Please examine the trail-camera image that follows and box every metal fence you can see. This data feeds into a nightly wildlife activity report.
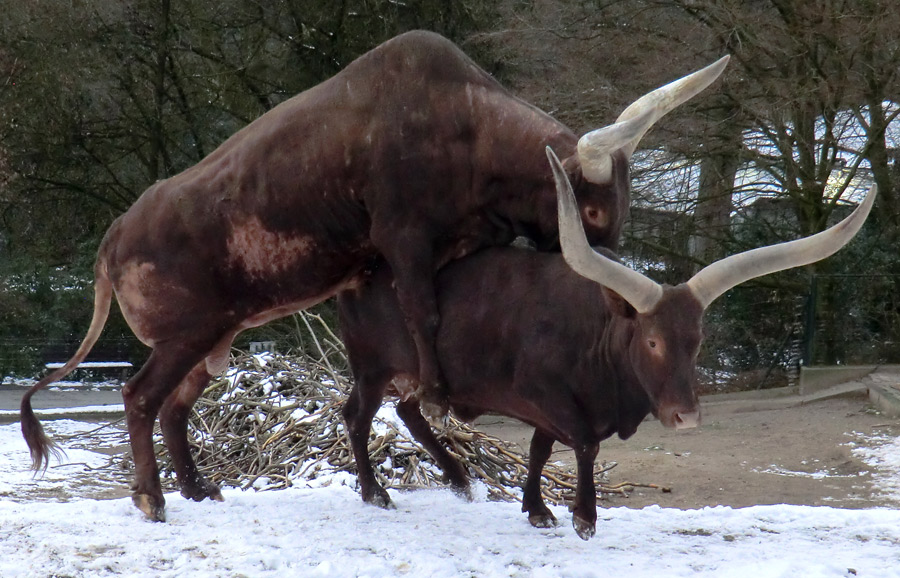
[695,285,805,392]
[695,273,900,393]
[803,274,900,366]
[6,275,897,393]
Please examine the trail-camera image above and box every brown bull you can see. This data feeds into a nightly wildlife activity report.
[21,30,727,522]
[337,149,875,540]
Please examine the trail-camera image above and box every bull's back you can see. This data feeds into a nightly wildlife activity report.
[109,30,558,345]
[110,31,498,272]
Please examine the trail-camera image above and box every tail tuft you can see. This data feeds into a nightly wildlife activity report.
[20,391,66,472]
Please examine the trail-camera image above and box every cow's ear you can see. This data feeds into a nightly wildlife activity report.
[601,286,636,319]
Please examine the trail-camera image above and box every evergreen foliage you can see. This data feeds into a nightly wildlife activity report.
[2,1,899,387]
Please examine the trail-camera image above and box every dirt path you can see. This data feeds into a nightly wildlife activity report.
[475,390,900,510]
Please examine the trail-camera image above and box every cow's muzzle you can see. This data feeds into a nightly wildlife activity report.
[674,409,701,430]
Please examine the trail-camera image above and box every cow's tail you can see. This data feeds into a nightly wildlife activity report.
[21,258,113,471]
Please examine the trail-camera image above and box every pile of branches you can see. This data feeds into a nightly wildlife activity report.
[157,314,664,505]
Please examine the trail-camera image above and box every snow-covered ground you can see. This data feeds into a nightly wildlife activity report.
[3,419,900,577]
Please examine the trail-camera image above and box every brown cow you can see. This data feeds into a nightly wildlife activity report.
[21,30,727,521]
[338,149,875,539]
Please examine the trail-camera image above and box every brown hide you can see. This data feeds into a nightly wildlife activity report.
[20,30,631,522]
[101,30,628,371]
[337,247,701,539]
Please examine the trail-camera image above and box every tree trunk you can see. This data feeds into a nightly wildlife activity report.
[150,0,171,181]
[693,103,741,269]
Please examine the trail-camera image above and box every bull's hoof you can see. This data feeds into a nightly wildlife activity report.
[572,515,595,541]
[420,399,449,424]
[133,493,167,522]
[528,512,559,529]
[181,478,224,503]
[417,385,450,423]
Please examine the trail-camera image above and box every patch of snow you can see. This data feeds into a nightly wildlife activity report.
[3,418,900,576]
[0,404,125,418]
[2,487,900,577]
[851,432,900,502]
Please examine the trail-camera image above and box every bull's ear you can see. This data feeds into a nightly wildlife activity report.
[601,286,636,319]
[561,155,584,189]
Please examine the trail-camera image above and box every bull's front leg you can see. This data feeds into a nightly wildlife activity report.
[374,235,448,420]
[570,441,601,540]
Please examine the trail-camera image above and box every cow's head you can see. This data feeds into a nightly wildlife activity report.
[550,56,730,250]
[550,147,876,430]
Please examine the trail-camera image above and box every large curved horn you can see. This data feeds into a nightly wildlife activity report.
[687,184,877,309]
[549,146,664,313]
[574,108,657,186]
[578,55,730,184]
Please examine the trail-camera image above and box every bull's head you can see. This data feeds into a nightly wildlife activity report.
[549,147,876,430]
[556,56,730,248]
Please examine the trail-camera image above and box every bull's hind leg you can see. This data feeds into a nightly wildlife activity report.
[123,346,206,522]
[343,375,394,509]
[522,429,558,528]
[158,362,223,503]
[395,399,470,498]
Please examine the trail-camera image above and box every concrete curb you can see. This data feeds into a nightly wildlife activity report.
[700,381,869,416]
[3,367,900,423]
[0,386,124,424]
[865,369,900,417]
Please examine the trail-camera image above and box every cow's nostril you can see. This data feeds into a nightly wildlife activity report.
[674,410,701,430]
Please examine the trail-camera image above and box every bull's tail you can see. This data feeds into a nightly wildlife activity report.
[21,259,113,471]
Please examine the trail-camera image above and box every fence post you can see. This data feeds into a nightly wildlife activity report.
[802,274,819,366]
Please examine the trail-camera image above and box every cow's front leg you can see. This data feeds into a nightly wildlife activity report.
[396,399,470,498]
[570,441,601,540]
[522,429,558,528]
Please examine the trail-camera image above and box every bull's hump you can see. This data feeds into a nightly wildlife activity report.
[349,30,493,91]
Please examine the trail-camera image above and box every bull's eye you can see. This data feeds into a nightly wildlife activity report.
[583,206,607,227]
[648,340,657,349]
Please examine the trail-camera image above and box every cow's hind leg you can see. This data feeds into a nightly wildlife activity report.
[158,362,223,503]
[123,346,206,522]
[343,375,394,509]
[522,429,558,528]
[395,399,470,498]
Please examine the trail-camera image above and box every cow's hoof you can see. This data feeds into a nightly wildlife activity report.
[133,493,166,522]
[572,516,595,541]
[529,512,559,529]
[363,490,396,510]
[181,479,224,503]
[451,484,474,502]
